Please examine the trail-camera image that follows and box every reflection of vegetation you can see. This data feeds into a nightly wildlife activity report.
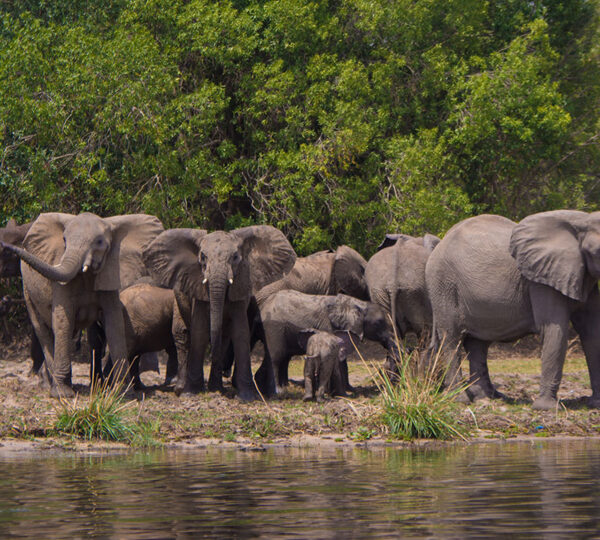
[54,380,158,446]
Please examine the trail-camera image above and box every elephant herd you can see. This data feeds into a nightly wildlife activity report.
[1,208,600,411]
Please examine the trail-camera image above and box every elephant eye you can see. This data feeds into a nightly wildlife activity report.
[232,252,241,264]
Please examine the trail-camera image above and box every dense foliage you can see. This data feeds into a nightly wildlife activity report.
[1,1,599,255]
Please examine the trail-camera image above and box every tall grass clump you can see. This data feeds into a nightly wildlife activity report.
[54,376,139,443]
[356,334,470,441]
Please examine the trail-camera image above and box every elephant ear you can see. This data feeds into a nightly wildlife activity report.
[422,233,441,253]
[143,228,208,300]
[509,210,588,301]
[376,234,413,251]
[23,213,73,265]
[95,215,164,291]
[334,330,356,359]
[232,225,296,293]
[333,245,369,300]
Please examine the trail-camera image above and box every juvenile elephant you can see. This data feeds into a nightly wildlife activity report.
[256,290,397,394]
[366,233,440,341]
[299,329,352,402]
[143,226,296,401]
[2,212,164,397]
[255,245,368,305]
[426,210,600,410]
[101,282,180,390]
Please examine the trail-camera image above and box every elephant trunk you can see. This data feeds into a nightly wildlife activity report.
[2,243,83,284]
[209,275,228,359]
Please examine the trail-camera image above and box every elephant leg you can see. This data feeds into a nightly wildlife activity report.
[571,289,600,408]
[164,343,178,386]
[222,340,235,378]
[302,358,314,401]
[130,355,144,391]
[331,361,348,397]
[228,304,256,401]
[50,292,76,398]
[254,346,277,397]
[187,300,208,394]
[29,330,44,375]
[463,336,500,400]
[98,290,130,387]
[172,302,192,396]
[87,322,105,384]
[27,300,53,389]
[428,325,468,402]
[317,357,336,403]
[530,284,570,410]
[339,359,354,392]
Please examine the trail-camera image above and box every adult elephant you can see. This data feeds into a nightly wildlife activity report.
[254,245,368,304]
[426,210,600,410]
[366,233,439,341]
[1,212,164,398]
[143,226,296,401]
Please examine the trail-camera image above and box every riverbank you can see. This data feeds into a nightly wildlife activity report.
[0,337,598,452]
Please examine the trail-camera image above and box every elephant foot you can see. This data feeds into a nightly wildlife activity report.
[454,390,471,404]
[50,383,75,399]
[175,383,203,397]
[588,396,600,409]
[236,390,257,402]
[164,375,177,387]
[532,395,558,411]
[207,380,224,393]
[467,384,505,402]
[302,394,313,402]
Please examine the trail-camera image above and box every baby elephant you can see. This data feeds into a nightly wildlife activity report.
[299,330,350,402]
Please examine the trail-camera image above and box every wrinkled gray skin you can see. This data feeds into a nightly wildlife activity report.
[366,233,440,341]
[0,219,45,372]
[299,330,351,402]
[101,283,180,390]
[426,211,600,410]
[255,245,369,304]
[220,245,368,379]
[143,226,296,401]
[1,212,164,398]
[256,290,397,395]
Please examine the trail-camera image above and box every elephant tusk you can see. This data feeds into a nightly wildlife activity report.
[229,278,234,285]
[202,277,208,284]
[82,265,89,273]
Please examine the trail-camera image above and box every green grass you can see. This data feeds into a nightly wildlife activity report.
[354,335,470,441]
[53,378,158,445]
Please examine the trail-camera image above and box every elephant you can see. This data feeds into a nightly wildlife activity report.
[101,282,180,390]
[143,225,297,401]
[365,233,440,341]
[254,245,369,305]
[0,219,45,372]
[223,244,367,379]
[256,290,397,395]
[0,219,32,277]
[299,329,352,402]
[1,212,164,397]
[425,210,600,410]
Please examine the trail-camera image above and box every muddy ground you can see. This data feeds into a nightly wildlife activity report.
[0,327,599,452]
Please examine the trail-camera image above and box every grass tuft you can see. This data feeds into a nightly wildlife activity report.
[53,376,154,445]
[354,333,470,441]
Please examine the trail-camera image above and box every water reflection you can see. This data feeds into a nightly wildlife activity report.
[0,440,599,537]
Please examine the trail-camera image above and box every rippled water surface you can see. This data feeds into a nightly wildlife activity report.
[0,439,600,537]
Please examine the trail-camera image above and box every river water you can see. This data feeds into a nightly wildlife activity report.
[0,439,599,538]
